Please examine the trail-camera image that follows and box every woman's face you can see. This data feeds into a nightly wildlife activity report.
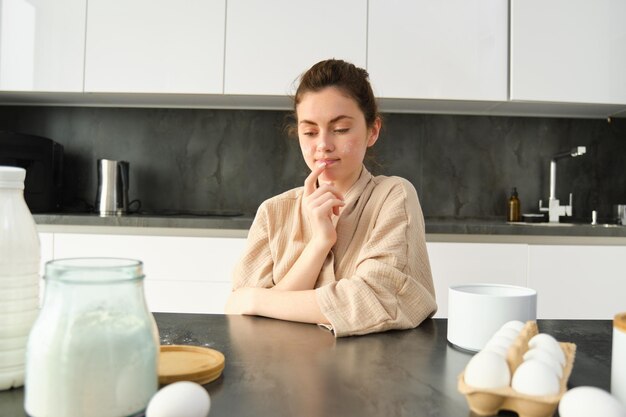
[296,86,380,193]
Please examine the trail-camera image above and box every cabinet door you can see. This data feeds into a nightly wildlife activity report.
[85,0,225,93]
[511,0,626,104]
[427,242,529,318]
[53,233,247,314]
[38,232,54,274]
[38,232,54,304]
[528,245,626,319]
[0,0,86,91]
[224,0,367,95]
[367,0,508,101]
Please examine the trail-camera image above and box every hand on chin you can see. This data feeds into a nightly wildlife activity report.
[317,171,336,186]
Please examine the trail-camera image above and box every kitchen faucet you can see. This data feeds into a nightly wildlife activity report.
[539,146,586,222]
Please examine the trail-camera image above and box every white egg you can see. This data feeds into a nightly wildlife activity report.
[482,341,508,358]
[500,320,525,333]
[528,333,566,366]
[146,381,211,417]
[523,348,563,379]
[482,332,515,357]
[464,350,511,389]
[483,333,514,356]
[494,327,521,343]
[559,386,626,417]
[511,359,560,396]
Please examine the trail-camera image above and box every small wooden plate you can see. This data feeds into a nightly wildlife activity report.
[158,344,225,385]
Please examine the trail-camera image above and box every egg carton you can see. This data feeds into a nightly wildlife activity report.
[457,321,577,417]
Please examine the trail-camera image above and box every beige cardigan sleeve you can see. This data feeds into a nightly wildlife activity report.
[231,202,275,290]
[315,179,437,337]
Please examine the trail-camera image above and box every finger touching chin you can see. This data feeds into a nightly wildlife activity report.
[318,172,336,184]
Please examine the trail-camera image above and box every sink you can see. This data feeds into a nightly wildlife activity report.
[510,222,623,228]
[510,222,575,227]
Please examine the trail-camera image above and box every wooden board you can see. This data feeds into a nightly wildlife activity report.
[158,344,225,385]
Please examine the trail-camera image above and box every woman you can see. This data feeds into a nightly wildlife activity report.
[225,59,437,337]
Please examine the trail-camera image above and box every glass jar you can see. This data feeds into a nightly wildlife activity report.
[24,258,159,417]
[0,166,40,391]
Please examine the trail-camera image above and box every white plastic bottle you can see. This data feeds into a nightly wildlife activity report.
[0,166,41,390]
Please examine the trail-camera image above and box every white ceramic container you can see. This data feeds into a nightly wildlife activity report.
[447,284,537,352]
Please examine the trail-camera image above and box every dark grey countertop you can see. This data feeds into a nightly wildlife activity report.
[1,315,612,417]
[33,213,626,238]
[424,218,626,238]
[34,213,255,230]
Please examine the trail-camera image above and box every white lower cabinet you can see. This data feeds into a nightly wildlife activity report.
[38,232,54,274]
[428,241,626,320]
[528,245,626,319]
[51,233,247,314]
[39,231,626,319]
[427,242,529,318]
[38,232,54,303]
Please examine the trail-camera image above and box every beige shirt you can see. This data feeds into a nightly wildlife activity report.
[232,166,437,337]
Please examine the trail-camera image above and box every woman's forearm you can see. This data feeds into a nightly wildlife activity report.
[252,288,330,325]
[272,239,331,291]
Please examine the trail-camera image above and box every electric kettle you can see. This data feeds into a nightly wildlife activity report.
[95,159,130,216]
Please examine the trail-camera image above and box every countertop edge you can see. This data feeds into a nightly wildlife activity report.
[36,224,249,238]
[425,233,626,246]
[33,214,626,243]
[35,224,626,245]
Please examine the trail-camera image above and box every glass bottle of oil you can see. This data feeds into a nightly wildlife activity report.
[507,187,521,222]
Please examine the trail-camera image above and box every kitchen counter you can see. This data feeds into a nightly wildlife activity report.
[33,214,626,243]
[34,213,254,231]
[0,315,613,417]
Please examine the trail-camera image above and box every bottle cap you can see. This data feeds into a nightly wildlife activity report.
[512,187,518,197]
[0,166,26,189]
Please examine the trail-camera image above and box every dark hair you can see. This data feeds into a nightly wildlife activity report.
[285,59,381,137]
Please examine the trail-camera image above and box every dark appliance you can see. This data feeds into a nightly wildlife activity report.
[0,131,64,213]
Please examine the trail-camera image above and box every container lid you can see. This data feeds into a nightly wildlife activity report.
[158,345,225,386]
[0,166,26,189]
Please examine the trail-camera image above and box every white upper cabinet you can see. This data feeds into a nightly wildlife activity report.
[2,0,625,117]
[224,0,367,96]
[84,0,225,94]
[0,0,86,92]
[511,0,626,105]
[367,0,508,101]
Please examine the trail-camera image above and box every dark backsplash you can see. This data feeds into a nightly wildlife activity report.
[1,105,625,221]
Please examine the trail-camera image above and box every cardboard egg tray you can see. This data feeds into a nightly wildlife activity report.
[457,321,577,417]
